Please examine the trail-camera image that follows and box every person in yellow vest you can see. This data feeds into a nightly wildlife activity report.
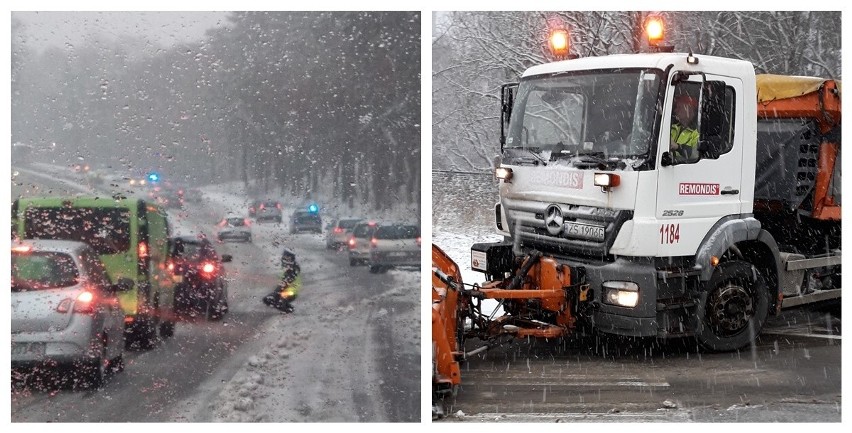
[670,93,699,161]
[262,248,300,312]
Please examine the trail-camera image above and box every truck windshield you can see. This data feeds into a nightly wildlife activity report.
[505,68,664,170]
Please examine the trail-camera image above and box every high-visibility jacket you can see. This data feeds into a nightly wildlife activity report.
[670,124,699,157]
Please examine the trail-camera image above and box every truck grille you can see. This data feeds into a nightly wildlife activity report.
[503,199,632,261]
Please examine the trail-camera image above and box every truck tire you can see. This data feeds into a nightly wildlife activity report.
[694,261,770,352]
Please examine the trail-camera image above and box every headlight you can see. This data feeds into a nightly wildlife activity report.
[495,167,513,182]
[602,281,639,308]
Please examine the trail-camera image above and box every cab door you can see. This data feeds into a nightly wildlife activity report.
[655,72,744,255]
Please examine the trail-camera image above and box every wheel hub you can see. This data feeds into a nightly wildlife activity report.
[707,282,753,334]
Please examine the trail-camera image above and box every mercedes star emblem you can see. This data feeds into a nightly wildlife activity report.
[544,204,564,236]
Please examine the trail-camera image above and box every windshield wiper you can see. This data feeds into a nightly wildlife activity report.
[505,147,548,166]
[573,152,619,169]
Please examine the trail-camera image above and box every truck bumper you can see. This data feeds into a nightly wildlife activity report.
[563,257,663,338]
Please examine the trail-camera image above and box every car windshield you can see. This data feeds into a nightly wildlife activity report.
[23,207,132,255]
[12,251,79,291]
[226,217,246,226]
[296,214,320,223]
[375,225,419,240]
[505,68,664,169]
[172,241,213,260]
[353,224,377,237]
[339,219,361,229]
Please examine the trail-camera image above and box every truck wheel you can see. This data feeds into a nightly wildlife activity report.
[694,261,770,352]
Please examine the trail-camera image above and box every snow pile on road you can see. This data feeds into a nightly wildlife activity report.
[178,182,420,422]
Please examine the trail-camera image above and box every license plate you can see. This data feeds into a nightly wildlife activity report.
[172,275,184,283]
[564,222,605,241]
[12,343,45,357]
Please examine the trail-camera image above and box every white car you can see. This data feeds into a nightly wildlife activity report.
[217,214,252,243]
[11,239,131,388]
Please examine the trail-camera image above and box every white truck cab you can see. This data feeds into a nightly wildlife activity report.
[485,52,840,351]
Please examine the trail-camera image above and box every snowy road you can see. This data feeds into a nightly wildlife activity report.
[10,166,421,422]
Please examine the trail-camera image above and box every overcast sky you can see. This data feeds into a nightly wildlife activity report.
[12,11,231,53]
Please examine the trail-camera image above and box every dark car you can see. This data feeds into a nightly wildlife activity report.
[168,235,232,320]
[290,210,322,234]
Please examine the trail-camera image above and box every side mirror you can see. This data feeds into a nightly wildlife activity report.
[660,151,673,167]
[114,277,135,292]
[221,254,233,263]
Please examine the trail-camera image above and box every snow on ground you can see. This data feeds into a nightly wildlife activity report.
[175,182,420,422]
[16,165,420,422]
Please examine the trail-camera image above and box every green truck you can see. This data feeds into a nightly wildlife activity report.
[13,196,176,348]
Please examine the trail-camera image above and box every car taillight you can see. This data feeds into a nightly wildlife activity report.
[334,227,344,234]
[416,237,421,246]
[57,290,96,314]
[260,204,265,210]
[371,237,378,248]
[167,260,176,273]
[138,242,149,258]
[200,262,217,279]
[276,203,282,209]
[244,218,251,226]
[218,220,227,227]
[348,237,356,249]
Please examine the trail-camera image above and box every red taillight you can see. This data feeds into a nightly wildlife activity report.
[371,237,378,248]
[167,260,175,273]
[334,227,344,234]
[416,237,421,246]
[348,237,356,249]
[138,242,149,258]
[260,204,265,210]
[200,262,216,279]
[218,220,227,227]
[244,218,251,226]
[57,291,96,314]
[276,203,282,209]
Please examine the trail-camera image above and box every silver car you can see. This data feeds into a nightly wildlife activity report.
[368,224,421,273]
[11,240,131,388]
[325,217,363,249]
[217,214,253,242]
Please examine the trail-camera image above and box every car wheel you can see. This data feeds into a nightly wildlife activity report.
[160,320,175,339]
[110,353,125,374]
[207,289,226,321]
[350,258,357,266]
[369,265,380,274]
[83,340,107,389]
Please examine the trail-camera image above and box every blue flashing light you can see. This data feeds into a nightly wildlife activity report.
[308,204,319,213]
[147,172,160,183]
